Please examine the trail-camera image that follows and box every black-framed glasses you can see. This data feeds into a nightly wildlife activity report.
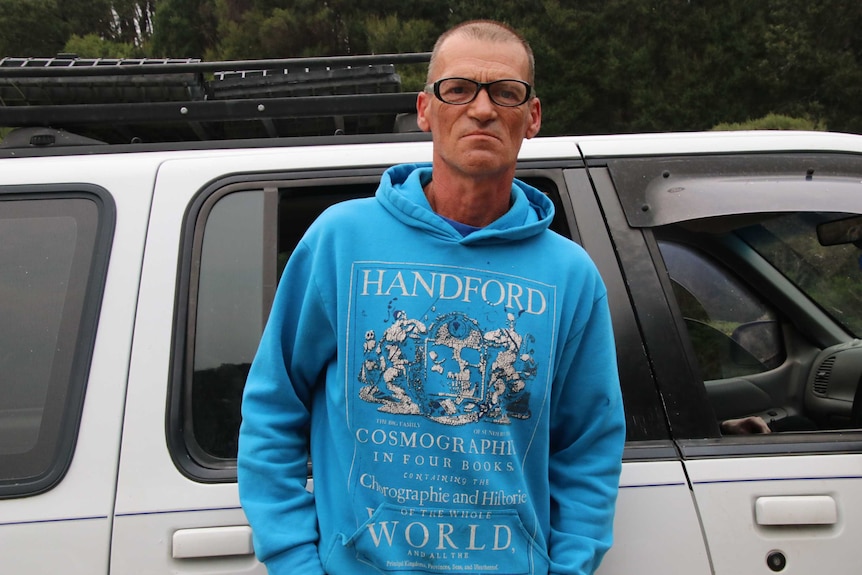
[426,77,534,107]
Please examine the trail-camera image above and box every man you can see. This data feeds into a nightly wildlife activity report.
[238,20,626,575]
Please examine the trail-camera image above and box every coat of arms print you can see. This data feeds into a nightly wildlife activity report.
[353,262,552,427]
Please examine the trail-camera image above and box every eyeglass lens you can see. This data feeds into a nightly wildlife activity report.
[435,78,530,106]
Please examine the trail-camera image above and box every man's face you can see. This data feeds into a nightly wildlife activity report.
[417,35,542,181]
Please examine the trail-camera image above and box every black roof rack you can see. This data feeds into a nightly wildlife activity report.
[0,53,430,146]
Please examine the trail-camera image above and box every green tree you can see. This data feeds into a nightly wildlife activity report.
[712,113,826,131]
[151,0,218,57]
[63,33,143,59]
[0,0,155,58]
[110,0,156,45]
[211,0,356,59]
[363,15,437,90]
[59,0,114,39]
[0,0,68,56]
[528,0,774,135]
[760,0,862,133]
[4,0,862,136]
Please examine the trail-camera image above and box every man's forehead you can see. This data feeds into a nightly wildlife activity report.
[432,36,531,80]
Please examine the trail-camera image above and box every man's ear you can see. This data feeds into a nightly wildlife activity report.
[525,97,542,139]
[416,91,432,132]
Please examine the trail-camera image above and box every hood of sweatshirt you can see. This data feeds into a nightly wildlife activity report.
[375,163,555,245]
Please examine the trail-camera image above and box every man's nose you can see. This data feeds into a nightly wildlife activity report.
[467,86,498,119]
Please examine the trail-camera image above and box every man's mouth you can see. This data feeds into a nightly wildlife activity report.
[463,131,500,142]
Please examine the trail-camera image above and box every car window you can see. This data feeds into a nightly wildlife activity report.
[737,213,862,337]
[658,240,784,381]
[189,190,267,460]
[181,179,379,470]
[656,212,862,438]
[0,191,110,496]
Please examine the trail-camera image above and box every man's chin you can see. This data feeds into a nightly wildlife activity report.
[438,145,517,178]
[454,158,513,180]
[459,141,507,159]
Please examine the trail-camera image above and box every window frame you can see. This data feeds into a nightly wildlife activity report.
[170,168,419,481]
[0,184,114,498]
[567,167,672,446]
[601,152,862,457]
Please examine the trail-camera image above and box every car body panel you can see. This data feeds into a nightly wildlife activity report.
[686,453,862,574]
[2,132,862,574]
[0,156,156,573]
[598,461,712,574]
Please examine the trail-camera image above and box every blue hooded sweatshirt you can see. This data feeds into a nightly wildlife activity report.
[238,164,625,575]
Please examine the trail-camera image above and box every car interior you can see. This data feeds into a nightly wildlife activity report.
[654,211,862,435]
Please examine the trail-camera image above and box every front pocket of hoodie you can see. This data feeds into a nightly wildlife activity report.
[342,503,550,574]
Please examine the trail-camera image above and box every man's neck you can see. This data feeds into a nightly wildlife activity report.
[424,170,514,228]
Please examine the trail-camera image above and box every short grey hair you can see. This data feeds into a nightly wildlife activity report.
[427,20,535,85]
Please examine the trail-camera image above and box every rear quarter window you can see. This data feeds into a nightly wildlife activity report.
[0,187,113,497]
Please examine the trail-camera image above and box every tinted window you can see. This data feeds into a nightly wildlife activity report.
[190,191,266,460]
[655,213,862,438]
[184,181,378,467]
[0,192,109,496]
[739,213,862,337]
[659,241,784,381]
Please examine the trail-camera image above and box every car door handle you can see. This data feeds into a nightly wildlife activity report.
[754,495,838,526]
[172,526,254,559]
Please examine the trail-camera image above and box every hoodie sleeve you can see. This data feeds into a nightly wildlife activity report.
[547,282,626,575]
[237,239,336,575]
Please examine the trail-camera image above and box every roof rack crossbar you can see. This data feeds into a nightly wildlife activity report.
[0,92,420,126]
[0,53,431,78]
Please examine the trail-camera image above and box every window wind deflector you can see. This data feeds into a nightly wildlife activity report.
[608,154,862,228]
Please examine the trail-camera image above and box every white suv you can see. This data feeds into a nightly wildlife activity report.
[2,56,862,575]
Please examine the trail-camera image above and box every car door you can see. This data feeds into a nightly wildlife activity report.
[562,167,712,574]
[0,156,157,574]
[110,152,270,574]
[594,149,862,575]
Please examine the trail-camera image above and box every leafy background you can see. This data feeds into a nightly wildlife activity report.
[1,0,861,136]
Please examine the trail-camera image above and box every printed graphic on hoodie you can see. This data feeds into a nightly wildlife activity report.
[358,309,537,425]
[347,261,556,573]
